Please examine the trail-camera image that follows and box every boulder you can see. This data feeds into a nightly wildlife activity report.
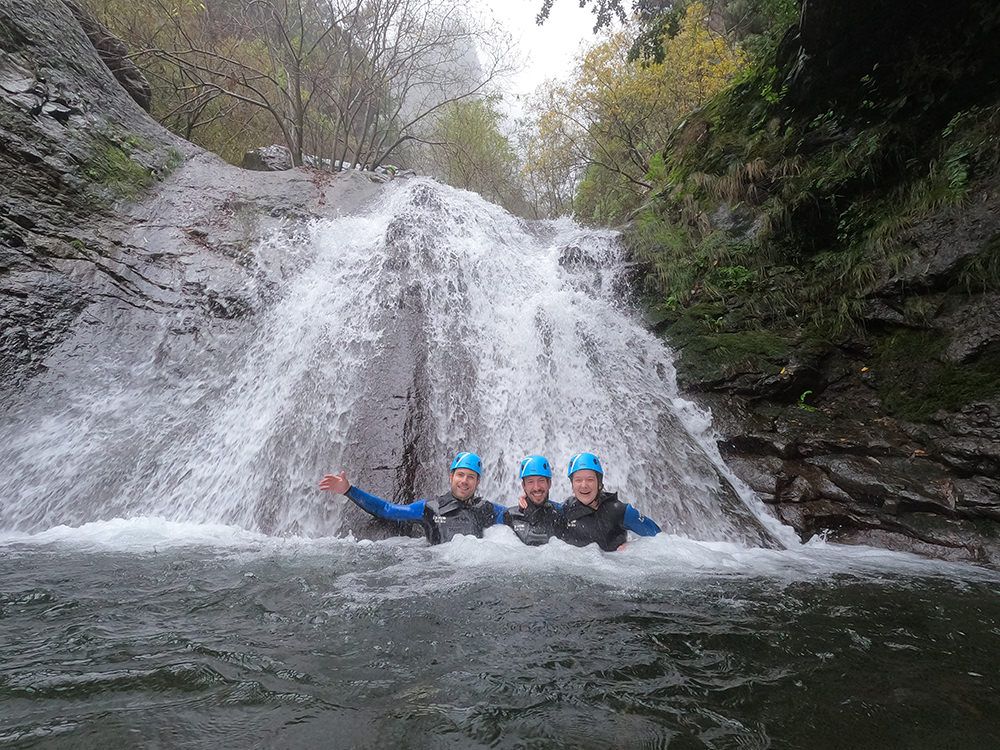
[242,145,294,172]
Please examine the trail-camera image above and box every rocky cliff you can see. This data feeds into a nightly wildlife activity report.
[632,0,1000,562]
[0,0,420,537]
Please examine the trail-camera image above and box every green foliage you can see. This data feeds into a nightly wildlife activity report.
[797,389,817,412]
[633,63,1000,336]
[574,164,642,224]
[431,97,524,212]
[525,4,747,220]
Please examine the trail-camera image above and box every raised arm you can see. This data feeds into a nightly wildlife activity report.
[623,504,661,537]
[320,471,425,523]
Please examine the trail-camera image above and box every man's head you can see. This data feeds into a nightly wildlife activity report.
[449,451,482,501]
[567,452,604,507]
[519,455,552,505]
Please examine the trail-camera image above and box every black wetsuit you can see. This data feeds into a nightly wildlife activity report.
[424,492,502,544]
[503,499,564,546]
[558,491,661,551]
[345,486,504,545]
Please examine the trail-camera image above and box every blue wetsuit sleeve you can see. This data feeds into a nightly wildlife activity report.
[623,504,661,537]
[491,503,506,525]
[345,486,426,522]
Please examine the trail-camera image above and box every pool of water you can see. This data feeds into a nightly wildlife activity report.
[2,519,999,749]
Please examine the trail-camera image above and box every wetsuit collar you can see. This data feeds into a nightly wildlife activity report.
[565,491,616,516]
[436,492,480,514]
[522,497,551,519]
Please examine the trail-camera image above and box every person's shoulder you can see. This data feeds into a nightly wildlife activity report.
[601,491,627,512]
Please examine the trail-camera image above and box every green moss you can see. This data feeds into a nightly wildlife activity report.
[660,301,792,386]
[163,147,185,175]
[82,136,155,200]
[872,329,1000,421]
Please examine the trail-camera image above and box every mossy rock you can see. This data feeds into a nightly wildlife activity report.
[665,318,795,391]
[872,328,1000,421]
[81,136,154,201]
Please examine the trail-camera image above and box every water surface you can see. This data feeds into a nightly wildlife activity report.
[3,520,998,749]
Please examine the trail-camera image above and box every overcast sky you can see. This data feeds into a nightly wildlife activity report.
[475,0,607,113]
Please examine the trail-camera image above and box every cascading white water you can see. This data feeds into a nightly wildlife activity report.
[0,177,791,547]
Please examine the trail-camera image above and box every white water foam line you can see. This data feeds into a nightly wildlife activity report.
[3,517,997,591]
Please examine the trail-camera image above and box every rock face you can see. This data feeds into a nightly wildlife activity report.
[0,0,411,538]
[650,0,1000,564]
[1,0,185,389]
[62,0,152,111]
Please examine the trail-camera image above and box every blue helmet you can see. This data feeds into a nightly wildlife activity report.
[519,455,552,479]
[567,452,603,477]
[450,451,482,476]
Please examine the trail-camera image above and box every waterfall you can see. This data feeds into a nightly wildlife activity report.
[0,177,789,547]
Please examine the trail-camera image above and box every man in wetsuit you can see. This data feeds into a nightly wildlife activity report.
[319,451,505,545]
[558,452,661,551]
[502,455,563,546]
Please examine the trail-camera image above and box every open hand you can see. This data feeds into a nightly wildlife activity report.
[319,471,350,494]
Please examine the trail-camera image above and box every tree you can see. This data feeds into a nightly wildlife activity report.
[86,0,515,169]
[518,82,582,218]
[425,96,526,212]
[523,2,746,221]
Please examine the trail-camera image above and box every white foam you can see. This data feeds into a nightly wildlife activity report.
[3,517,995,589]
[0,516,279,551]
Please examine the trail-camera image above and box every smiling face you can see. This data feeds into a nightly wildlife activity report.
[449,468,480,501]
[571,469,601,507]
[522,475,551,505]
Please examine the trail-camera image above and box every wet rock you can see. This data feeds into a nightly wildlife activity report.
[720,454,783,499]
[833,527,992,564]
[890,197,1000,290]
[807,454,955,514]
[0,0,189,386]
[706,361,1000,564]
[940,294,1000,363]
[900,401,1000,478]
[62,0,152,111]
[864,299,910,327]
[946,477,1000,519]
[558,244,598,269]
[773,498,875,537]
[775,460,855,505]
[242,145,294,172]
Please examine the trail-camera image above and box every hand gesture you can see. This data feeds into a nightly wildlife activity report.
[319,471,350,494]
[518,493,528,510]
